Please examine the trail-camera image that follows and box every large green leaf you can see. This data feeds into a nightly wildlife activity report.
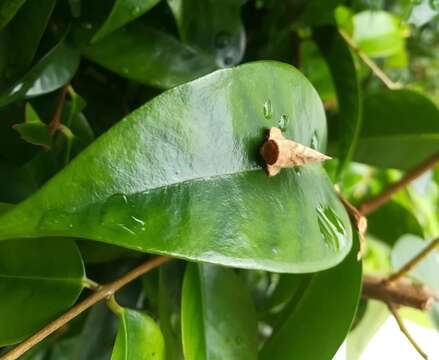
[315,26,362,179]
[111,308,165,360]
[0,235,85,345]
[181,263,258,360]
[77,23,217,89]
[0,0,25,30]
[354,89,439,170]
[167,0,245,67]
[260,234,362,360]
[0,62,352,273]
[0,40,80,107]
[92,0,161,42]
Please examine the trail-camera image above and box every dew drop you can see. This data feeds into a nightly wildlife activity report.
[278,114,289,131]
[215,31,231,49]
[100,194,136,235]
[310,130,319,150]
[316,205,346,250]
[263,99,272,120]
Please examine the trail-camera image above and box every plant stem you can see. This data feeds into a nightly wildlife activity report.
[387,302,429,359]
[0,256,170,360]
[359,151,439,215]
[386,238,439,284]
[49,86,68,134]
[338,29,402,90]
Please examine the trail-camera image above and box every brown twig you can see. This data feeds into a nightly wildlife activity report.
[48,85,68,134]
[386,238,439,284]
[387,302,429,359]
[0,256,170,360]
[362,275,437,311]
[359,151,439,215]
[338,29,402,90]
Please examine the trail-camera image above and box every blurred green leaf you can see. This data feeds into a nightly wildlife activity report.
[93,0,161,42]
[260,234,362,360]
[0,0,26,30]
[111,307,165,360]
[354,89,439,170]
[181,263,258,360]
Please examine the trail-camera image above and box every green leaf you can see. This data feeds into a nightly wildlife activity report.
[353,11,406,58]
[260,233,362,360]
[0,62,352,273]
[0,0,56,84]
[167,0,245,67]
[181,263,258,360]
[391,234,439,291]
[315,26,362,179]
[77,23,216,89]
[93,0,160,42]
[111,307,165,360]
[367,201,424,246]
[0,40,80,107]
[354,89,439,170]
[0,236,85,345]
[0,0,26,30]
[346,300,388,360]
[300,0,345,26]
[13,103,51,148]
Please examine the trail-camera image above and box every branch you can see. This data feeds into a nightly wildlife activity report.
[387,302,429,359]
[387,238,439,284]
[359,151,439,215]
[49,85,68,134]
[338,29,402,90]
[0,256,170,360]
[362,275,437,311]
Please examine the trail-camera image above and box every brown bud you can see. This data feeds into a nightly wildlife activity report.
[260,127,331,176]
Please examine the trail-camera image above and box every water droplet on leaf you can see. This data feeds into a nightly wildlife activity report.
[263,99,272,120]
[310,131,319,150]
[278,114,289,131]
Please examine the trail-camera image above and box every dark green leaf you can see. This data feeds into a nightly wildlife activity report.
[167,0,245,67]
[300,0,344,25]
[0,41,80,107]
[0,0,26,30]
[315,26,362,179]
[354,89,439,170]
[93,0,160,42]
[78,23,216,89]
[0,235,84,345]
[181,263,258,360]
[13,103,51,148]
[111,307,165,360]
[0,62,352,273]
[260,234,362,360]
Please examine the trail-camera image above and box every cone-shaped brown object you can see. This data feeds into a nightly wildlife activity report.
[260,127,331,176]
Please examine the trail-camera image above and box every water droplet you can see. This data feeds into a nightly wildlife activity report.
[100,194,136,235]
[131,6,141,15]
[310,131,319,150]
[294,167,302,176]
[215,31,231,49]
[430,0,439,9]
[271,247,279,254]
[278,114,289,131]
[316,205,346,250]
[263,99,272,120]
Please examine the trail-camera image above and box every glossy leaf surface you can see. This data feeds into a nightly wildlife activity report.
[354,89,439,170]
[111,308,165,360]
[0,41,80,107]
[93,0,160,42]
[78,23,217,89]
[315,26,362,179]
[167,0,245,67]
[181,263,258,360]
[0,62,352,273]
[260,235,362,360]
[0,235,84,345]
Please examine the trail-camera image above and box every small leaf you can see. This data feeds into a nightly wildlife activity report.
[354,89,439,170]
[0,232,85,344]
[260,233,362,360]
[13,103,51,148]
[0,0,26,30]
[315,26,362,179]
[77,23,217,89]
[0,62,352,273]
[93,0,161,42]
[181,263,258,360]
[111,308,165,360]
[0,40,80,108]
